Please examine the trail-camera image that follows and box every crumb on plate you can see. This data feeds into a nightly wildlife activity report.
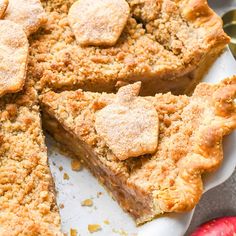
[81,199,93,207]
[96,192,103,198]
[63,173,69,180]
[88,224,101,233]
[71,159,82,171]
[70,228,77,236]
[103,220,110,225]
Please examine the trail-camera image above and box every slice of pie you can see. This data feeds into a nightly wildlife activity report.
[30,0,230,95]
[40,76,236,224]
[0,78,62,235]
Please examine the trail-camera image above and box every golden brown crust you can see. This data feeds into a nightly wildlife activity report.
[157,76,236,213]
[0,20,28,97]
[29,0,229,95]
[0,0,8,18]
[180,0,230,49]
[40,76,236,224]
[0,77,62,235]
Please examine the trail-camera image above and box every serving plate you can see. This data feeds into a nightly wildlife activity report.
[47,47,236,236]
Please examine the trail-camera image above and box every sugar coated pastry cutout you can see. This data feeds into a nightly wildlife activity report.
[4,0,47,36]
[68,0,130,47]
[0,20,28,97]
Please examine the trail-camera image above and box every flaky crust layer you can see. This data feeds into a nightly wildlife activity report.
[0,20,28,98]
[40,76,236,224]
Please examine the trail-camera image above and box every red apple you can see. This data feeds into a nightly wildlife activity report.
[191,216,236,236]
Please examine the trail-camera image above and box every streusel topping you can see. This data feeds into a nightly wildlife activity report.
[30,0,229,93]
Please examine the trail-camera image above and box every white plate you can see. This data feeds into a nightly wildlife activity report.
[47,47,236,236]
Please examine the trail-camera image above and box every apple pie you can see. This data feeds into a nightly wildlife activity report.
[30,0,230,95]
[0,0,234,233]
[0,79,62,234]
[40,76,236,224]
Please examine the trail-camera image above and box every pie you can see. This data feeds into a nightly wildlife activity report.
[40,76,236,224]
[0,77,62,235]
[0,0,234,234]
[30,0,230,95]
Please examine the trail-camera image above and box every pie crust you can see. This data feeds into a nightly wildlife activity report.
[0,0,8,19]
[40,76,236,224]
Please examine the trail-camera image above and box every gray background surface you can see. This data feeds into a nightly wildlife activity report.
[186,1,236,235]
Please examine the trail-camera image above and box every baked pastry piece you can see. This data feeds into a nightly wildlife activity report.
[31,0,229,95]
[4,0,47,36]
[68,0,130,47]
[0,78,62,235]
[40,76,236,224]
[0,20,28,98]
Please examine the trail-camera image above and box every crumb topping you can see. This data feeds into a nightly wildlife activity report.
[0,78,62,235]
[29,0,229,92]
